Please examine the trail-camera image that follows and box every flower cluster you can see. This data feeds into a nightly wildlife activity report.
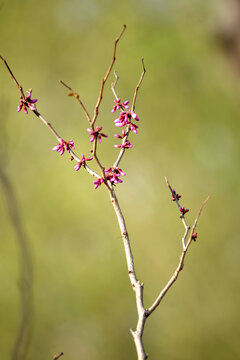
[17,90,38,114]
[52,139,75,156]
[179,207,189,216]
[113,99,139,151]
[114,110,139,133]
[93,166,126,189]
[87,126,108,143]
[171,189,181,201]
[74,154,93,171]
[93,177,104,189]
[112,98,129,113]
[114,130,133,149]
[105,166,126,184]
[169,188,189,217]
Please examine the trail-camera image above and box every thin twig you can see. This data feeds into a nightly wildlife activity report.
[60,80,92,125]
[131,59,146,112]
[111,71,119,100]
[112,61,146,168]
[165,176,190,250]
[0,57,100,179]
[0,55,25,98]
[53,352,64,360]
[91,24,126,126]
[147,186,210,316]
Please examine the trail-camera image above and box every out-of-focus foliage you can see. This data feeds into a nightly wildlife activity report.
[0,0,239,359]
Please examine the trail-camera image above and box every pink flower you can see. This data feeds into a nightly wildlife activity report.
[114,140,133,149]
[93,177,104,189]
[17,90,38,114]
[52,139,75,156]
[192,232,198,241]
[114,129,127,139]
[112,98,129,113]
[171,189,181,201]
[105,166,126,185]
[87,126,108,143]
[114,110,139,127]
[114,110,139,134]
[74,154,93,171]
[179,207,189,215]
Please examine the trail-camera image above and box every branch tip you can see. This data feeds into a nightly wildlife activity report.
[53,352,64,360]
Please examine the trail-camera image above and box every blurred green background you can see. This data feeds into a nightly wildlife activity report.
[0,0,240,359]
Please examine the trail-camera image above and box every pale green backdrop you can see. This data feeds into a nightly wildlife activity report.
[0,0,239,359]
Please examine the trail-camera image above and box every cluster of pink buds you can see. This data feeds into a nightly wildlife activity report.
[179,207,189,216]
[105,166,126,184]
[52,139,75,156]
[74,154,93,171]
[171,189,181,201]
[87,126,108,143]
[112,98,129,113]
[170,188,190,216]
[113,99,139,152]
[93,177,104,189]
[114,110,139,131]
[92,166,126,189]
[17,90,38,114]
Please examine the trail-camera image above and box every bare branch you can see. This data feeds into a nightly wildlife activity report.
[91,24,126,126]
[131,59,146,112]
[108,187,148,359]
[53,352,64,360]
[111,71,119,100]
[165,176,190,250]
[147,192,209,316]
[0,55,25,98]
[60,80,92,125]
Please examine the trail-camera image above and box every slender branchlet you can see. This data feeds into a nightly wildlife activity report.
[91,24,126,126]
[0,26,209,360]
[53,352,64,360]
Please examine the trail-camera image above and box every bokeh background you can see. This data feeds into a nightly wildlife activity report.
[0,0,240,359]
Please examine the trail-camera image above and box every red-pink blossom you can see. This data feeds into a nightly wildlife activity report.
[93,177,104,189]
[114,110,139,128]
[52,138,75,156]
[112,98,129,113]
[179,207,189,215]
[74,154,93,171]
[171,189,181,201]
[114,140,133,149]
[105,166,126,184]
[17,90,38,114]
[192,232,198,241]
[87,126,108,143]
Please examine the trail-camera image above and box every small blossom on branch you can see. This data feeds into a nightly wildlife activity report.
[171,189,181,201]
[17,90,38,114]
[114,129,126,139]
[87,126,108,143]
[74,154,93,171]
[112,98,129,113]
[179,207,189,215]
[52,139,75,156]
[105,166,126,184]
[114,140,133,149]
[191,232,198,241]
[114,110,139,128]
[93,177,104,189]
